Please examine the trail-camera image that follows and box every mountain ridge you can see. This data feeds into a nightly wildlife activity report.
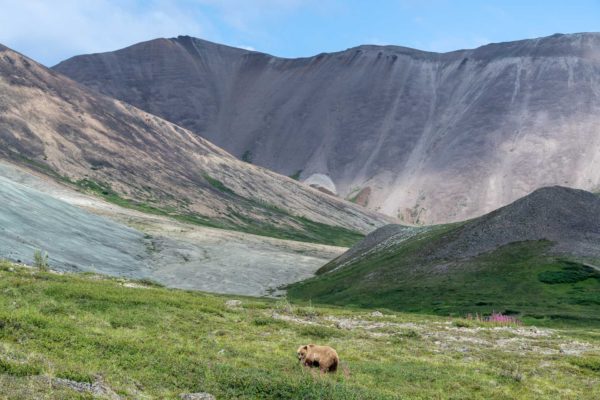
[54,32,600,225]
[54,32,600,62]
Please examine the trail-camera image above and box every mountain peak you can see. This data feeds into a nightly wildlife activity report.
[488,185,600,223]
[53,32,600,225]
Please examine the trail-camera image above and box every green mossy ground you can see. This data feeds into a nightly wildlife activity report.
[288,226,600,326]
[75,178,363,247]
[1,260,600,399]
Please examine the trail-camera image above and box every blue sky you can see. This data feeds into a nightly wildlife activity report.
[1,0,599,66]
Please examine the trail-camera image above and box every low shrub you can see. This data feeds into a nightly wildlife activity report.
[252,317,287,327]
[452,319,476,328]
[571,356,600,372]
[56,370,95,384]
[538,261,600,284]
[0,359,43,377]
[33,250,49,271]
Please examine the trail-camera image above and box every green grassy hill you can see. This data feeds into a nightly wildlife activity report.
[288,232,600,324]
[1,260,600,399]
[288,187,600,324]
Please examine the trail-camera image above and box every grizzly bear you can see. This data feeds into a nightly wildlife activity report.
[297,344,339,373]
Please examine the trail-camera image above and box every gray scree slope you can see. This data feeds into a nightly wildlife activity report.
[54,32,600,224]
[0,168,148,277]
[0,161,345,295]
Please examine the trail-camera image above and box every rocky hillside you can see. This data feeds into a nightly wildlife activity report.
[288,186,600,319]
[0,44,392,246]
[433,186,600,259]
[54,33,600,224]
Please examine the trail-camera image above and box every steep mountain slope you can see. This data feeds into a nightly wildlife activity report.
[288,186,600,322]
[54,33,600,224]
[0,44,391,246]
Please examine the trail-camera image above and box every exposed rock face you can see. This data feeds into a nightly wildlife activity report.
[0,44,391,242]
[351,187,371,207]
[54,33,600,224]
[303,173,337,195]
[53,377,121,400]
[0,166,147,275]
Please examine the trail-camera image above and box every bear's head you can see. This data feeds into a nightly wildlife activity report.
[297,345,308,360]
[297,344,315,361]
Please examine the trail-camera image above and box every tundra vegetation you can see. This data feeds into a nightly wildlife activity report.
[289,238,600,327]
[74,176,363,247]
[1,260,599,399]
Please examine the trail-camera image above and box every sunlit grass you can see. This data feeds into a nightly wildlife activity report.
[0,260,599,399]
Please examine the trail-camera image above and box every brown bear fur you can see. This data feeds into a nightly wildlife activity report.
[297,344,339,373]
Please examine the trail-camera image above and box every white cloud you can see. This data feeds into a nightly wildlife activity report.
[0,0,213,65]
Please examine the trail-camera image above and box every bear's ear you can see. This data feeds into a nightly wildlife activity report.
[302,345,308,350]
[308,344,315,347]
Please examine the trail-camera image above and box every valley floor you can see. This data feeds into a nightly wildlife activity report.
[1,261,599,399]
[0,161,344,296]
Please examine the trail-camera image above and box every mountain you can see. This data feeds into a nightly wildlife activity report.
[288,186,600,322]
[0,44,391,247]
[54,33,600,224]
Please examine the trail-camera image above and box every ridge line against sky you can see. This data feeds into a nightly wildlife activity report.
[1,0,599,66]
